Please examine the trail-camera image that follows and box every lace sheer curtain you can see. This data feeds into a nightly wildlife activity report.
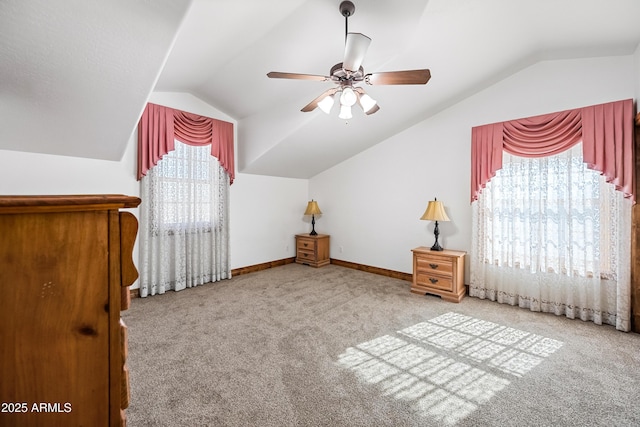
[470,144,632,331]
[139,140,230,297]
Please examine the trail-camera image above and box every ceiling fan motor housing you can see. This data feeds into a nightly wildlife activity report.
[330,63,364,82]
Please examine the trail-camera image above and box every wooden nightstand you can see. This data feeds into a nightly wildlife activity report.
[296,234,330,267]
[411,247,466,302]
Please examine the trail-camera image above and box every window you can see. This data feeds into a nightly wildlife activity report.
[137,103,233,297]
[139,139,231,296]
[149,140,224,235]
[478,143,617,280]
[469,100,633,330]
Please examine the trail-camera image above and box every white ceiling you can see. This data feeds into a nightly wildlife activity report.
[0,0,191,160]
[2,0,640,178]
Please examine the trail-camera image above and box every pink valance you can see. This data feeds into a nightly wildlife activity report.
[471,99,635,203]
[137,103,235,183]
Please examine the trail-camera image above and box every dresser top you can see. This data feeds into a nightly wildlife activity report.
[296,233,330,239]
[0,194,141,213]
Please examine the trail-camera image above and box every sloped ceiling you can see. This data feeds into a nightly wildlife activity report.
[0,0,191,160]
[2,0,640,178]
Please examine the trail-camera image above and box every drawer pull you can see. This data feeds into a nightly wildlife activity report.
[429,278,439,284]
[304,243,308,247]
[429,263,439,269]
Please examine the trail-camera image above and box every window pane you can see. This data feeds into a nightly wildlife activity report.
[481,143,612,278]
[151,141,214,231]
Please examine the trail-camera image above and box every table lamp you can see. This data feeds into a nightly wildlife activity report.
[304,200,322,235]
[420,198,450,251]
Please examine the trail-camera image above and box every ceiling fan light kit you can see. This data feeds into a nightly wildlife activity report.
[267,1,431,120]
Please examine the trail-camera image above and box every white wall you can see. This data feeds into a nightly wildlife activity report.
[230,173,308,267]
[0,139,139,196]
[0,91,309,288]
[310,54,638,279]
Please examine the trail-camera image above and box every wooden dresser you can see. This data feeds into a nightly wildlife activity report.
[411,247,466,302]
[295,234,330,267]
[0,195,140,427]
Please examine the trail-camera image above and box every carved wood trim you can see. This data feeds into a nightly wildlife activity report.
[632,112,640,332]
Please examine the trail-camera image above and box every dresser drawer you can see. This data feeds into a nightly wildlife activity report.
[416,257,453,276]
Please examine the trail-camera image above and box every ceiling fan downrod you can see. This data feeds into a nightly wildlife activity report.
[340,1,355,42]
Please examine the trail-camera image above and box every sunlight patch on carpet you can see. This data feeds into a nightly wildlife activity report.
[336,312,563,425]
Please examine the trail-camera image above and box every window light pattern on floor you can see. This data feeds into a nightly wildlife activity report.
[336,312,563,425]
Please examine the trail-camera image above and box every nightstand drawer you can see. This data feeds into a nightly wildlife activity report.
[297,249,315,261]
[297,239,315,251]
[416,273,453,292]
[416,257,453,276]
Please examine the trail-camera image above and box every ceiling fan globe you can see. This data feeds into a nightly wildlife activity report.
[340,87,357,107]
[359,93,377,113]
[339,105,353,120]
[317,95,335,114]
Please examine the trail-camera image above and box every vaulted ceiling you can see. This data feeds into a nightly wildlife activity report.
[2,0,640,179]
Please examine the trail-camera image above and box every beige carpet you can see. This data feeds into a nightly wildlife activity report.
[122,263,640,426]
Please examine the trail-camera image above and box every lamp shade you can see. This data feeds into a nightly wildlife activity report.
[420,200,450,222]
[304,200,322,215]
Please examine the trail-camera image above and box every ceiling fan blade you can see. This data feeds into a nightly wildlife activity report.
[267,72,331,82]
[365,69,431,85]
[343,33,371,72]
[301,87,339,112]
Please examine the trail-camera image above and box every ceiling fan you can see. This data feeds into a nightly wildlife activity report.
[267,1,431,119]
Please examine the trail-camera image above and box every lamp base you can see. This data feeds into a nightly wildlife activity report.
[309,214,318,235]
[431,220,443,251]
